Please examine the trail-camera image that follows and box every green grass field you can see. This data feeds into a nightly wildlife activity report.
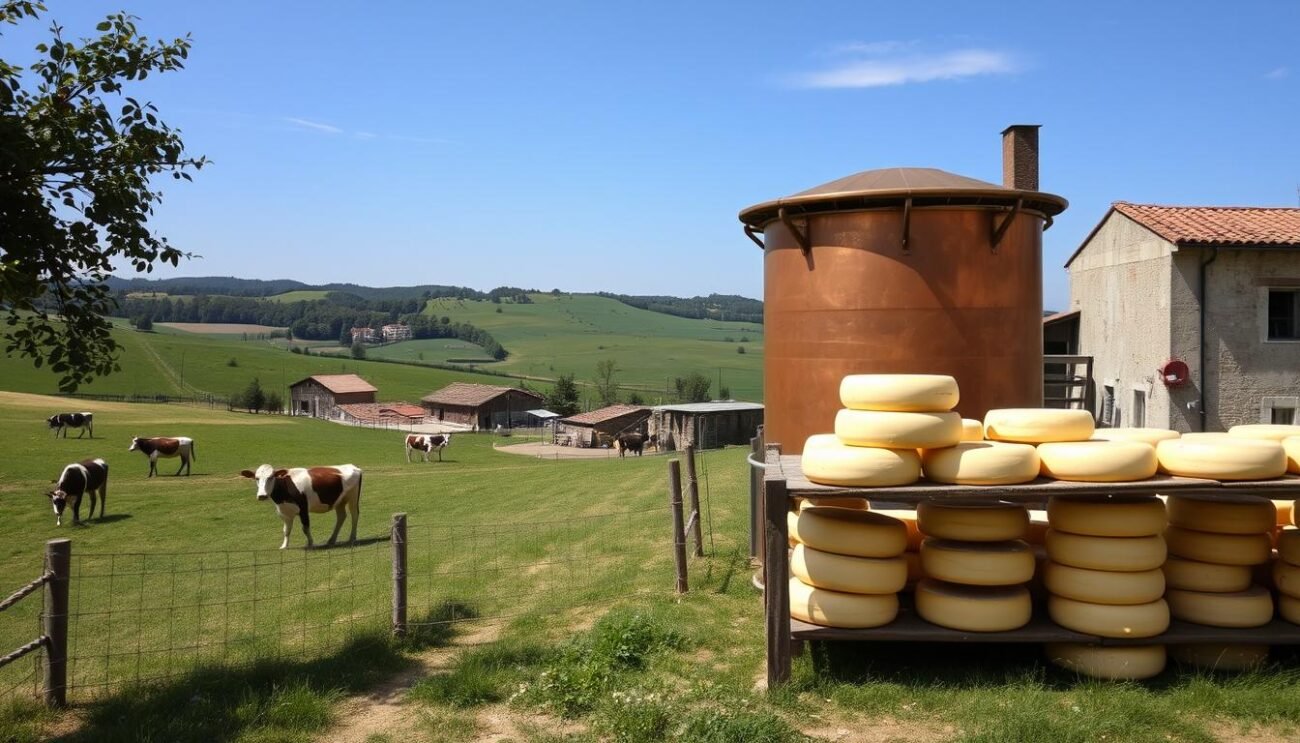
[331,337,497,365]
[263,290,331,303]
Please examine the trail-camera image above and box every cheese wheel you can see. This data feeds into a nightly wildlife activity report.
[960,418,984,441]
[789,577,899,628]
[1046,495,1166,537]
[789,507,908,558]
[916,500,1028,541]
[914,580,1031,632]
[1045,530,1166,572]
[787,510,799,547]
[1166,586,1273,628]
[1228,424,1300,443]
[919,539,1035,586]
[1275,500,1295,526]
[838,374,959,412]
[1047,595,1170,638]
[1090,428,1181,446]
[1026,510,1050,545]
[1046,643,1166,680]
[834,410,963,449]
[791,544,907,595]
[1037,440,1158,483]
[1162,555,1253,593]
[1170,644,1268,672]
[801,434,921,488]
[1155,438,1287,481]
[1166,493,1276,535]
[903,550,923,588]
[984,408,1096,444]
[1273,559,1300,599]
[1181,432,1236,441]
[1280,527,1300,565]
[1042,562,1166,605]
[873,509,923,550]
[1280,593,1300,624]
[920,442,1041,486]
[796,496,869,512]
[1164,526,1271,566]
[1285,436,1300,475]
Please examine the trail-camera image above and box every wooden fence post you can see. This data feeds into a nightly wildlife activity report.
[763,478,791,687]
[684,445,704,557]
[391,513,408,638]
[43,538,70,708]
[748,435,761,559]
[668,460,688,593]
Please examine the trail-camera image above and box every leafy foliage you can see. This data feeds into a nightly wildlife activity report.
[547,373,580,417]
[595,358,619,406]
[673,372,711,403]
[597,292,763,324]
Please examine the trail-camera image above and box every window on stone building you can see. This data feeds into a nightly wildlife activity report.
[1101,384,1116,426]
[1268,289,1300,340]
[1271,407,1296,425]
[1132,389,1147,428]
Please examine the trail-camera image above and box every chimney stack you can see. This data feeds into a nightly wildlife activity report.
[1001,124,1040,191]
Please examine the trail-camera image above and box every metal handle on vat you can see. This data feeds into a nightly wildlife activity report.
[743,224,765,250]
[778,207,811,256]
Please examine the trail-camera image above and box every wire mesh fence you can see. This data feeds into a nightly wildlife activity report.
[0,555,46,704]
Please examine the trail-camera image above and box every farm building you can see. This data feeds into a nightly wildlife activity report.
[554,404,649,448]
[649,401,764,451]
[382,323,412,342]
[350,327,379,344]
[336,402,427,426]
[524,409,561,427]
[289,374,378,419]
[420,382,544,429]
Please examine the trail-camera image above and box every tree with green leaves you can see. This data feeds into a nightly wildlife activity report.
[133,313,152,331]
[594,358,620,407]
[1,2,206,391]
[673,372,711,403]
[547,373,580,417]
[350,341,366,360]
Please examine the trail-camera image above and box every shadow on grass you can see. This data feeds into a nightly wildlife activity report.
[83,514,132,525]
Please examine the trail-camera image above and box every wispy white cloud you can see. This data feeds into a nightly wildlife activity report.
[387,133,453,145]
[1265,66,1289,80]
[284,116,344,134]
[819,40,914,58]
[281,116,449,145]
[789,45,1018,89]
[354,131,378,140]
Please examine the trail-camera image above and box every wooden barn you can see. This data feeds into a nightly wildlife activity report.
[649,402,764,451]
[289,374,378,419]
[336,402,427,426]
[420,383,544,430]
[555,404,649,448]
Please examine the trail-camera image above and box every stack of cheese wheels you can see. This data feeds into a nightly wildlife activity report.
[787,507,907,628]
[1044,495,1170,643]
[1275,527,1300,625]
[914,501,1033,632]
[1164,493,1275,630]
[788,497,868,547]
[874,509,925,591]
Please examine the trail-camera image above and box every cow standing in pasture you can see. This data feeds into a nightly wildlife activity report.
[241,464,363,549]
[129,436,195,477]
[614,432,647,458]
[48,412,93,438]
[46,458,108,526]
[405,433,450,462]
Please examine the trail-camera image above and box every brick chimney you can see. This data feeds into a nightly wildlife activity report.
[1001,124,1040,191]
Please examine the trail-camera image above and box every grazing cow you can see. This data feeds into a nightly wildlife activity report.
[240,464,363,549]
[405,433,451,462]
[128,436,195,477]
[47,458,108,526]
[48,412,94,439]
[614,432,647,458]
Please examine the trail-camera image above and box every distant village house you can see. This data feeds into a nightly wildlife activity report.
[350,327,379,344]
[382,323,412,342]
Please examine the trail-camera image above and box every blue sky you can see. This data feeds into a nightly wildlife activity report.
[9,1,1299,308]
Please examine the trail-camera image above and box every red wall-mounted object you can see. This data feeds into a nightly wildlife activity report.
[1160,359,1190,387]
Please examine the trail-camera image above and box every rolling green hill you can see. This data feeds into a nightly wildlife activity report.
[263,290,331,303]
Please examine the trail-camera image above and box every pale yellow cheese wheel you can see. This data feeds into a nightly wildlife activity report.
[1046,643,1166,680]
[1170,644,1268,672]
[787,510,799,547]
[1155,437,1287,481]
[789,507,908,558]
[801,434,922,488]
[1047,595,1169,638]
[1046,495,1166,537]
[1280,592,1300,624]
[1090,428,1181,446]
[834,410,963,449]
[838,374,959,413]
[796,496,869,512]
[983,408,1096,444]
[1162,555,1253,593]
[791,544,907,595]
[914,580,1031,632]
[1037,440,1158,483]
[920,442,1041,486]
[1042,562,1166,605]
[1166,586,1273,628]
[960,418,984,442]
[1045,530,1166,572]
[873,509,923,551]
[1026,510,1050,545]
[1166,492,1276,535]
[1285,436,1300,475]
[1275,499,1296,526]
[1280,527,1300,565]
[1273,559,1300,599]
[1164,526,1272,566]
[919,539,1035,586]
[789,577,899,628]
[1228,424,1300,443]
[916,500,1029,541]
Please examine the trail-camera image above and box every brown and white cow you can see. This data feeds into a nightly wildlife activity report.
[48,412,93,439]
[47,458,108,526]
[129,436,195,477]
[405,433,450,462]
[240,464,363,549]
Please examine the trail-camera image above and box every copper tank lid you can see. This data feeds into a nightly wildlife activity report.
[738,166,1068,229]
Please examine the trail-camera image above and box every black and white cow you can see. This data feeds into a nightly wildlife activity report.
[240,464,363,549]
[405,433,450,462]
[129,436,195,477]
[47,458,108,526]
[48,412,93,439]
[614,432,647,458]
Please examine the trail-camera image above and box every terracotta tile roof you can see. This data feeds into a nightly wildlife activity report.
[337,402,426,422]
[1112,202,1300,247]
[421,382,542,407]
[560,405,648,426]
[291,374,378,394]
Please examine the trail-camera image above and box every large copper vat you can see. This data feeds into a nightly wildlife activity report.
[741,129,1068,454]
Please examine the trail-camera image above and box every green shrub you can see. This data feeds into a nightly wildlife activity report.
[679,708,802,743]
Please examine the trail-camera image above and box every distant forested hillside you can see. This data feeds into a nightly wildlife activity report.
[597,293,763,324]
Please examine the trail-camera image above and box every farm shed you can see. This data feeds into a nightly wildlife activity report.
[524,409,561,427]
[289,374,378,419]
[336,402,427,426]
[555,404,649,448]
[420,382,544,430]
[650,401,764,451]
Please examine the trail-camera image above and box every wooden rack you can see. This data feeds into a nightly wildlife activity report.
[762,446,1300,687]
